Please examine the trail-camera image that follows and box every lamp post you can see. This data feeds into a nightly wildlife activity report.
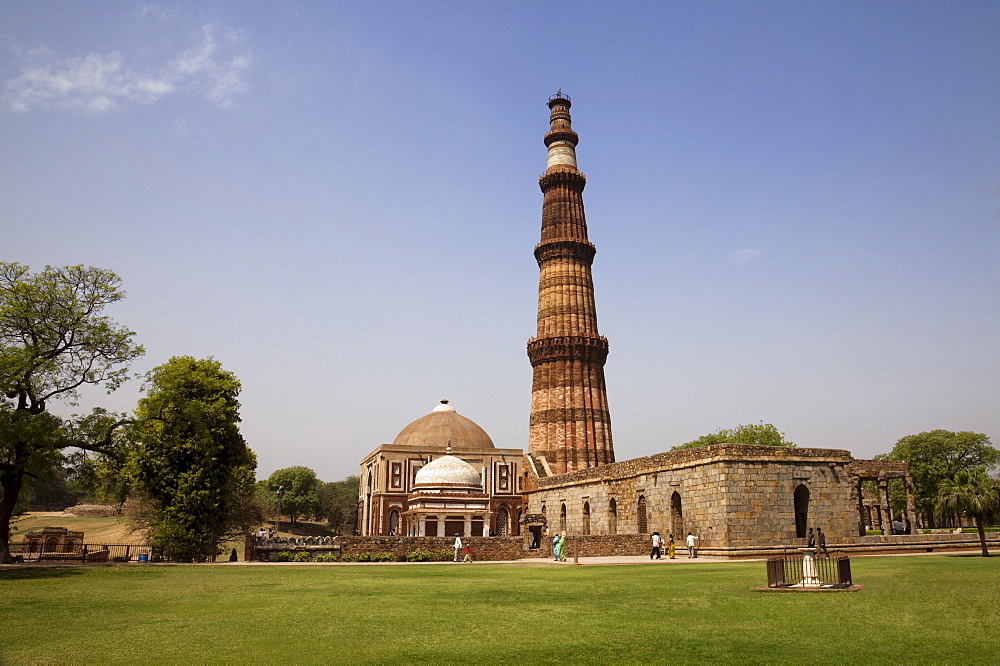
[276,485,285,536]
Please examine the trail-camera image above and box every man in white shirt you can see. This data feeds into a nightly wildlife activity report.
[686,532,699,558]
[453,534,463,562]
[650,532,662,559]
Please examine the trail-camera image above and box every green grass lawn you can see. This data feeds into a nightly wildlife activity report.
[2,555,998,664]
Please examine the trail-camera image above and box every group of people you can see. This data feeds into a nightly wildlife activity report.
[805,527,831,557]
[650,532,699,559]
[452,535,472,562]
[551,533,568,561]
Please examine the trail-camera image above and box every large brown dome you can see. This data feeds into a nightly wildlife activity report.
[391,400,496,451]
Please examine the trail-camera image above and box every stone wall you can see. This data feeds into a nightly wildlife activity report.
[253,535,527,561]
[62,504,120,517]
[529,444,859,550]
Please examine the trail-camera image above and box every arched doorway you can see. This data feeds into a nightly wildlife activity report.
[582,502,591,535]
[670,491,683,537]
[495,506,510,536]
[609,498,618,535]
[560,503,567,534]
[387,508,400,536]
[794,484,809,538]
[637,496,648,534]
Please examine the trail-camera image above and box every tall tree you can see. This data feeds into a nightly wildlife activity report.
[881,430,999,526]
[265,466,319,524]
[0,263,143,563]
[130,356,257,561]
[935,470,1000,557]
[317,475,360,532]
[672,422,795,451]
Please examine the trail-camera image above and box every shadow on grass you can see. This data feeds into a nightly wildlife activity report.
[0,565,88,580]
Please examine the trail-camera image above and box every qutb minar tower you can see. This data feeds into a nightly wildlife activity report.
[527,92,614,475]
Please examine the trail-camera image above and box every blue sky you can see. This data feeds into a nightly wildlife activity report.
[3,1,998,481]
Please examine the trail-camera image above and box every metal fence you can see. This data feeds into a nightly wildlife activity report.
[10,542,153,563]
[766,554,853,588]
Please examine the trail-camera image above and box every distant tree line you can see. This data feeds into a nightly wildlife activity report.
[260,466,358,533]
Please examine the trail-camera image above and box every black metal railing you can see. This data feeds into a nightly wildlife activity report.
[766,554,852,588]
[10,542,153,563]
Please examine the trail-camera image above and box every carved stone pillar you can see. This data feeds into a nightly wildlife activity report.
[879,480,891,536]
[905,477,919,533]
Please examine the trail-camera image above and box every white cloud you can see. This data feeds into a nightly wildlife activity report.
[729,248,761,265]
[2,26,250,114]
[166,26,251,109]
[136,3,171,21]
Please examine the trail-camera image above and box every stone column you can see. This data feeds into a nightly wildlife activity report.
[464,516,471,538]
[879,480,891,536]
[854,478,865,536]
[905,477,919,533]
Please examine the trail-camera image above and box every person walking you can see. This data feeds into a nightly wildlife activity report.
[667,534,676,559]
[817,527,829,558]
[552,533,561,561]
[686,532,698,558]
[807,527,816,548]
[453,534,463,562]
[557,535,567,561]
[650,531,662,559]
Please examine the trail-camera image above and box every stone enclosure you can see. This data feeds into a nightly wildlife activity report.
[527,444,904,557]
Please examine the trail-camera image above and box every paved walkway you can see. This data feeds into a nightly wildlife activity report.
[3,549,986,569]
[183,549,985,567]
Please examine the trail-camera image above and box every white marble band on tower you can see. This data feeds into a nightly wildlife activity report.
[547,142,577,169]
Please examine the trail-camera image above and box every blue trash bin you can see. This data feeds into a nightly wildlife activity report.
[137,553,149,563]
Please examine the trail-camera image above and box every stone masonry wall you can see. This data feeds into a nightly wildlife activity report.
[528,445,858,549]
[255,536,526,561]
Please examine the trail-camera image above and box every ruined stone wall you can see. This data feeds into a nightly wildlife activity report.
[528,445,858,549]
[339,536,525,560]
[254,536,526,561]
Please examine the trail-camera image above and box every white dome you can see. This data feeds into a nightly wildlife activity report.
[413,455,483,490]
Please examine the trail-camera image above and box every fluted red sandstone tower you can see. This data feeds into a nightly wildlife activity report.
[527,93,614,475]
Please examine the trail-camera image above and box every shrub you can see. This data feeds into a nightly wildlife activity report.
[229,549,238,562]
[292,551,311,562]
[406,550,431,562]
[274,551,294,562]
[314,553,339,562]
[375,552,395,562]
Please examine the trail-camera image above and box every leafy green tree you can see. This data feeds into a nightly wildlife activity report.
[266,466,319,525]
[880,430,999,526]
[672,422,795,451]
[317,475,360,532]
[0,263,143,563]
[25,463,88,511]
[935,470,1000,557]
[130,356,257,561]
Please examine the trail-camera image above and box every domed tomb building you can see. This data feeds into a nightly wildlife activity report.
[358,401,526,537]
[403,452,490,537]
